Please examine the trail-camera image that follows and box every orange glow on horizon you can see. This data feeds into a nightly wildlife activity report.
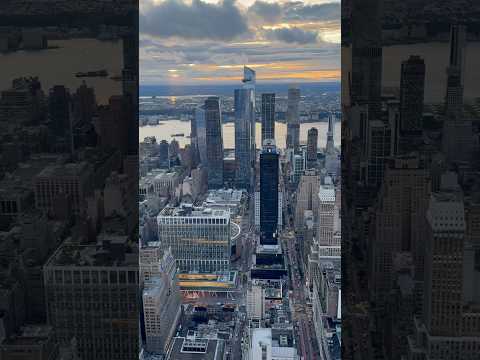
[193,69,340,82]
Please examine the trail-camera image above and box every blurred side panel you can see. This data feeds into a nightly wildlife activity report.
[0,1,139,359]
[343,0,480,359]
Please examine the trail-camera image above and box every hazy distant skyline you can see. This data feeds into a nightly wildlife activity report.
[140,0,340,85]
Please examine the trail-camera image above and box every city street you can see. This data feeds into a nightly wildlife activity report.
[282,230,322,360]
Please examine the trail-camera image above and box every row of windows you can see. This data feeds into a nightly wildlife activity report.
[159,217,228,225]
[48,270,138,285]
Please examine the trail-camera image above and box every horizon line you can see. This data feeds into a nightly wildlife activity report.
[140,80,341,87]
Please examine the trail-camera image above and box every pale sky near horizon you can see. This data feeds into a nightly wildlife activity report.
[140,0,340,85]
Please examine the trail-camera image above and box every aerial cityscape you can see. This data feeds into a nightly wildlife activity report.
[139,1,341,359]
[1,1,479,360]
[0,2,139,359]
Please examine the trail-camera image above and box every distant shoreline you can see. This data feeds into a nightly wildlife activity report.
[139,82,341,97]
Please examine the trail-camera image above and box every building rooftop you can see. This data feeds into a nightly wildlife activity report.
[159,204,230,219]
[45,239,138,268]
[168,336,224,360]
[36,161,91,178]
[1,325,53,347]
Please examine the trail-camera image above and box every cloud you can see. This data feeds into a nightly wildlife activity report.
[247,1,283,24]
[284,2,340,21]
[140,0,249,41]
[265,27,318,44]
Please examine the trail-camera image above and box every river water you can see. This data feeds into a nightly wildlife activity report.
[139,120,341,150]
[0,38,123,104]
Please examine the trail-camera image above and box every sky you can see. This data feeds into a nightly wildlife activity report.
[140,0,340,85]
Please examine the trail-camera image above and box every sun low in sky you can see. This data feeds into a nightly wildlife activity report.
[140,0,340,84]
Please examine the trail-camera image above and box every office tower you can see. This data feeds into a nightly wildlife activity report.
[44,241,139,360]
[34,162,93,214]
[72,82,97,148]
[317,177,336,248]
[97,95,131,156]
[351,0,382,120]
[306,127,318,168]
[292,152,305,185]
[142,248,182,355]
[157,204,231,273]
[169,139,180,161]
[72,82,96,125]
[195,106,208,165]
[399,56,425,134]
[445,24,466,118]
[190,108,200,168]
[366,120,391,187]
[205,97,224,189]
[442,24,473,164]
[326,114,335,154]
[194,106,207,166]
[294,169,319,232]
[370,157,430,303]
[235,67,256,190]
[259,141,279,244]
[408,174,480,358]
[325,114,340,180]
[48,85,71,137]
[159,140,169,167]
[0,77,44,125]
[286,86,300,150]
[261,93,275,145]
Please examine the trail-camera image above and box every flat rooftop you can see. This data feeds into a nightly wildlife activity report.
[159,204,230,219]
[36,161,91,178]
[168,336,224,360]
[45,240,138,268]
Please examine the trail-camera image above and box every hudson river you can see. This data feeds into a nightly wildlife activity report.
[139,120,341,150]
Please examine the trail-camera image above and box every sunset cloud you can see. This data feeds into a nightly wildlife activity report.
[139,0,340,84]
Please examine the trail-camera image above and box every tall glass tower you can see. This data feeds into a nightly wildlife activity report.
[286,86,300,151]
[261,93,275,146]
[260,140,279,245]
[235,66,256,190]
[205,97,224,188]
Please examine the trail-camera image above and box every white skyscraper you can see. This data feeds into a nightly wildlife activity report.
[235,66,256,190]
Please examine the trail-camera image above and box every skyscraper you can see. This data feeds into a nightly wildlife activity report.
[326,114,335,154]
[189,107,200,168]
[261,93,275,145]
[445,24,466,118]
[442,24,473,164]
[260,140,279,244]
[286,86,300,151]
[194,106,207,165]
[351,0,383,121]
[205,96,224,189]
[142,248,182,355]
[399,55,425,135]
[306,127,318,169]
[157,204,231,273]
[235,66,256,190]
[48,85,71,137]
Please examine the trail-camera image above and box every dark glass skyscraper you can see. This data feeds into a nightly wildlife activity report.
[205,96,224,188]
[260,141,279,245]
[399,55,425,134]
[261,93,275,145]
[49,85,71,137]
[306,127,318,168]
